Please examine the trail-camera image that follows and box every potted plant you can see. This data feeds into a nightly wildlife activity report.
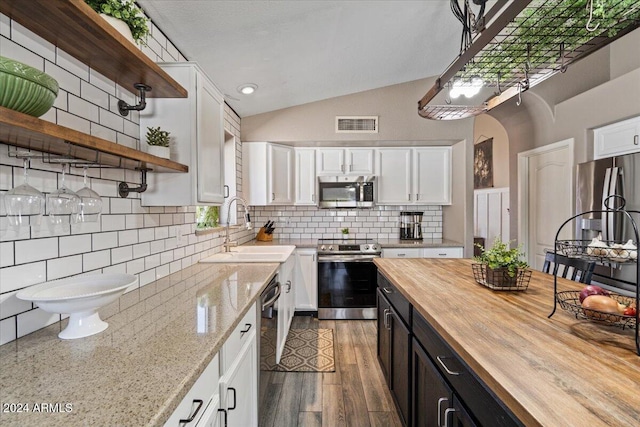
[474,238,529,287]
[85,0,149,45]
[341,227,350,240]
[145,126,170,158]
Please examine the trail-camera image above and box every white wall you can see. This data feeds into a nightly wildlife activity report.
[0,13,252,345]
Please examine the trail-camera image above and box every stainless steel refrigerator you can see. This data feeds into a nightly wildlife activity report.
[576,152,640,296]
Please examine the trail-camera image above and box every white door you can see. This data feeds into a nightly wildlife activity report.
[376,148,412,204]
[474,188,510,247]
[295,148,316,205]
[316,148,345,174]
[294,249,318,310]
[519,139,574,269]
[268,144,294,205]
[347,148,375,175]
[197,74,225,204]
[413,147,452,204]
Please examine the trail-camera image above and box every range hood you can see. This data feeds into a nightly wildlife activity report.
[419,0,640,120]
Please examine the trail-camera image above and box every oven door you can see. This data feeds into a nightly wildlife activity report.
[317,255,378,319]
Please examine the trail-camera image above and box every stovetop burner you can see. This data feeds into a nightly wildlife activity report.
[317,238,381,255]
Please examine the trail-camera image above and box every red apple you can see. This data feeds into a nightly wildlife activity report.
[579,285,610,303]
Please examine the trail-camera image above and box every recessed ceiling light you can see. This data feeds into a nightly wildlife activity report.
[237,84,258,95]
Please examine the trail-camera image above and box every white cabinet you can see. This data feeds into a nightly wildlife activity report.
[294,249,317,311]
[382,247,463,259]
[376,148,412,204]
[141,62,225,206]
[220,303,258,427]
[376,147,452,205]
[422,247,463,258]
[164,354,220,427]
[382,248,422,258]
[276,254,295,363]
[243,142,294,206]
[316,148,374,175]
[594,116,640,159]
[295,148,317,205]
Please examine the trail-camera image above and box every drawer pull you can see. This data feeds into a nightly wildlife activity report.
[635,135,639,145]
[240,323,252,336]
[228,387,237,411]
[179,399,204,423]
[285,280,292,293]
[444,408,456,427]
[397,253,406,257]
[438,253,447,256]
[382,308,390,329]
[436,356,460,376]
[218,408,228,427]
[384,309,392,330]
[382,287,393,294]
[437,397,449,427]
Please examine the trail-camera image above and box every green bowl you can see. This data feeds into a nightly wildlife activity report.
[0,56,59,117]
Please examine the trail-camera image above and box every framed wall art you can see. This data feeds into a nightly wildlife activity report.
[474,138,493,189]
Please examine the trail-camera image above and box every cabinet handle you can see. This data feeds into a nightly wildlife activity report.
[312,194,315,202]
[179,399,204,423]
[312,254,316,262]
[437,397,449,427]
[635,135,639,145]
[416,193,419,201]
[382,287,393,294]
[285,280,292,293]
[436,356,461,376]
[240,323,252,336]
[438,253,447,257]
[341,164,345,172]
[397,253,406,257]
[272,193,275,201]
[349,164,353,171]
[228,387,237,411]
[408,194,412,201]
[218,408,228,427]
[384,309,392,330]
[224,185,230,198]
[444,408,456,427]
[383,308,390,329]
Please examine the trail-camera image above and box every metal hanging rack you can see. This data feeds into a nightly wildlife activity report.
[548,195,639,356]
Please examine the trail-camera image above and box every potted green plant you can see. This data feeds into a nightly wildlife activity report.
[341,227,350,240]
[85,0,149,45]
[145,126,170,158]
[474,238,529,287]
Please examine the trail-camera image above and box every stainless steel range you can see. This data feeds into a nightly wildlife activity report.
[317,238,381,319]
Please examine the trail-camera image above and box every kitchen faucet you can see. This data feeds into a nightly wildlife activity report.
[224,196,252,252]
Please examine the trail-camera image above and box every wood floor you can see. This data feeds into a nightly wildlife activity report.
[259,315,403,427]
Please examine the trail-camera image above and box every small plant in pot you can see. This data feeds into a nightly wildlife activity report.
[85,0,149,45]
[341,227,350,240]
[145,126,170,159]
[474,238,529,287]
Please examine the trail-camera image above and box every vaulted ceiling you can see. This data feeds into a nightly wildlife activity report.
[138,1,479,117]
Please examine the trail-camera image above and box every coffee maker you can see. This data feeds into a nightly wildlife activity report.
[400,211,423,240]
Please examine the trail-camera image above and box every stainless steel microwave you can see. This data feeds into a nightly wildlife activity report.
[317,176,376,208]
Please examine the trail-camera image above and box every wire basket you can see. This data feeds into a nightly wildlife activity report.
[556,291,637,330]
[471,263,531,291]
[556,240,638,263]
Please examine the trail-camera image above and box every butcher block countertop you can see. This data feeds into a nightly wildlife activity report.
[374,258,640,427]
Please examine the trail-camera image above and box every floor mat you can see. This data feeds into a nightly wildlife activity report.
[260,328,335,372]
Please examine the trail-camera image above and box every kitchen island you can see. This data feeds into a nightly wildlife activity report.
[0,262,278,426]
[374,258,640,427]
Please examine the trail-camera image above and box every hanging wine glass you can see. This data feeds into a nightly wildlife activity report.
[4,158,45,227]
[46,164,80,225]
[76,166,102,222]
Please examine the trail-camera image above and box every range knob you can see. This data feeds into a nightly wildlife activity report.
[364,245,370,250]
[328,246,334,251]
[320,245,326,251]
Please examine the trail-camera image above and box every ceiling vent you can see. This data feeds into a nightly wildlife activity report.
[335,116,378,134]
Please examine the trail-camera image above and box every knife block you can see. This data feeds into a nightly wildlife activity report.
[256,227,273,242]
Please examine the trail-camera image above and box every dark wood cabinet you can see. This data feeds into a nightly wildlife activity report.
[412,337,453,427]
[377,277,412,427]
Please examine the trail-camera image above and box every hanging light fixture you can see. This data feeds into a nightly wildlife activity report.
[449,77,484,99]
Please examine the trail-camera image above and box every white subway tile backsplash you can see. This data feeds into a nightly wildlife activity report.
[44,61,80,96]
[0,318,16,346]
[118,230,138,246]
[83,250,111,271]
[138,228,155,243]
[112,246,133,264]
[15,237,58,264]
[68,94,99,122]
[81,80,110,110]
[17,309,59,339]
[47,255,82,280]
[57,110,91,134]
[90,122,118,142]
[0,262,46,293]
[9,20,55,62]
[125,214,144,230]
[89,68,116,96]
[0,242,14,267]
[60,234,91,257]
[126,258,145,275]
[56,48,89,80]
[0,291,32,319]
[133,242,151,259]
[102,215,126,232]
[111,198,132,214]
[0,13,10,37]
[99,109,125,133]
[117,133,137,149]
[155,227,169,240]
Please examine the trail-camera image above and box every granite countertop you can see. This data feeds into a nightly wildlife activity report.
[376,238,463,248]
[0,262,279,427]
[374,258,640,426]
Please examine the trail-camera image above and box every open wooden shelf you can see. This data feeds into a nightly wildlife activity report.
[0,107,188,173]
[0,0,187,99]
